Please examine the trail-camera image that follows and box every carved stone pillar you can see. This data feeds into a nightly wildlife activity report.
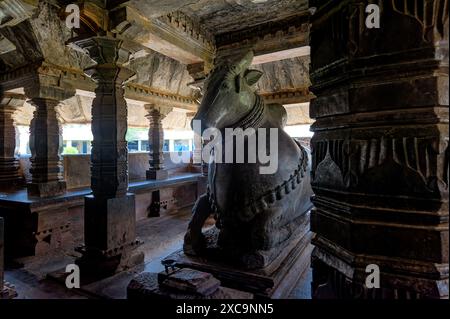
[309,0,448,299]
[24,71,73,198]
[0,217,16,299]
[71,35,143,278]
[145,104,171,180]
[0,93,24,189]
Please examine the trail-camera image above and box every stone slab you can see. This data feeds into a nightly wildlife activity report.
[127,272,253,300]
[158,268,220,296]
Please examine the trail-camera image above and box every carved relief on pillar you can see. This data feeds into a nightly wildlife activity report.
[145,104,172,180]
[0,93,24,188]
[309,0,449,298]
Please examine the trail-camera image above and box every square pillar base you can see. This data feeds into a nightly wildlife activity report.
[75,194,144,282]
[146,169,168,180]
[27,181,66,198]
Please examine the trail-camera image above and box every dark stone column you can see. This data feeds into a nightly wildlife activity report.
[71,35,143,278]
[26,97,66,197]
[24,73,73,198]
[145,104,171,180]
[0,93,24,189]
[309,1,448,298]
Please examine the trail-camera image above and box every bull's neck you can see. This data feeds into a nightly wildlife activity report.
[231,95,265,130]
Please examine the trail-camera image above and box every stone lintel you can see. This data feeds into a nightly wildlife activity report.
[0,0,38,28]
[215,12,310,64]
[110,6,215,67]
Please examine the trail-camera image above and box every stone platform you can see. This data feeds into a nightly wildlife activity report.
[163,226,313,299]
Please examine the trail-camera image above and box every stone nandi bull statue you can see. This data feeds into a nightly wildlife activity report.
[184,52,313,269]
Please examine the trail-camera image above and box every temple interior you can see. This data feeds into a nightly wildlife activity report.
[0,0,448,300]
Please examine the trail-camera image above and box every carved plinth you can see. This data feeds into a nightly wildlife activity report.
[165,218,313,299]
[76,194,144,280]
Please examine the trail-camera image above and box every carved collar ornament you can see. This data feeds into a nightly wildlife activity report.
[231,94,265,130]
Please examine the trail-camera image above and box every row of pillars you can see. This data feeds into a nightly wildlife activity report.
[0,93,172,196]
[0,34,181,276]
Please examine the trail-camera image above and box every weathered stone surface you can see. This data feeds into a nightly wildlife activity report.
[309,0,449,299]
[181,0,309,35]
[158,268,220,296]
[127,272,253,299]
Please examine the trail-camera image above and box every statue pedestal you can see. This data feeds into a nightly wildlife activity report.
[163,227,313,299]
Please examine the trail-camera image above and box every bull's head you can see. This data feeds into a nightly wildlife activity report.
[192,51,263,131]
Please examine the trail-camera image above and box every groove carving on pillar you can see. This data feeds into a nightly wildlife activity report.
[309,0,449,299]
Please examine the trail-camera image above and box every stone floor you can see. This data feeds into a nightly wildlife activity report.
[5,208,311,299]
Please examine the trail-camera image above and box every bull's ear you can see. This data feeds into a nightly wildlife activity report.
[244,69,263,86]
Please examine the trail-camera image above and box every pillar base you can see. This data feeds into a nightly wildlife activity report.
[75,194,144,282]
[146,169,168,180]
[27,181,66,198]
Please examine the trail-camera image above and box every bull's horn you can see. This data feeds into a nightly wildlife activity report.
[233,51,254,74]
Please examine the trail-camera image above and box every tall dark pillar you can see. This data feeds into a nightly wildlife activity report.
[72,35,143,277]
[0,93,24,189]
[309,0,448,298]
[145,104,171,180]
[24,73,73,198]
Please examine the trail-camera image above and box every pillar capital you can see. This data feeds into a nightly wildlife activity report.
[70,35,136,84]
[23,65,76,102]
[144,104,173,119]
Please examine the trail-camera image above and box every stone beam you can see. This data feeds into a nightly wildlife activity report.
[110,7,215,67]
[216,12,310,64]
[0,64,199,111]
[0,0,38,28]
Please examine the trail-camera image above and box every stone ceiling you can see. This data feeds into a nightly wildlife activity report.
[180,0,309,35]
[1,0,313,129]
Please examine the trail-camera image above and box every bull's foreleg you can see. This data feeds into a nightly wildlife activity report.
[183,194,212,255]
